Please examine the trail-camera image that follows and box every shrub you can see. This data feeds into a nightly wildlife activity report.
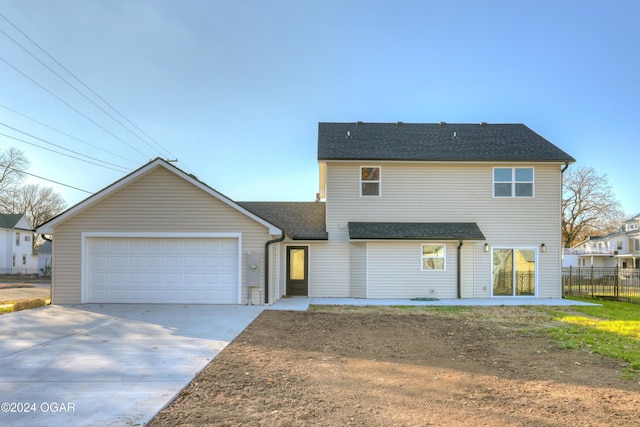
[13,298,47,312]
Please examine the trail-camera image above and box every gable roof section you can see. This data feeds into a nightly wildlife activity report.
[318,122,576,163]
[239,202,328,240]
[349,222,485,241]
[36,158,282,236]
[0,213,31,230]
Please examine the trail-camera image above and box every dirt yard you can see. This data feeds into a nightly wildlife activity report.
[149,306,640,427]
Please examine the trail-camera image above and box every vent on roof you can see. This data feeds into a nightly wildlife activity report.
[346,130,352,139]
[439,121,446,126]
[480,122,487,126]
[452,131,458,139]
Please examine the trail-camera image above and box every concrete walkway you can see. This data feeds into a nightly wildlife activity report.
[267,297,600,311]
[0,304,264,427]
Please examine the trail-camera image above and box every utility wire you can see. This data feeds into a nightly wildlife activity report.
[0,131,130,173]
[0,122,131,171]
[0,163,92,194]
[0,103,137,165]
[0,55,151,159]
[0,11,187,169]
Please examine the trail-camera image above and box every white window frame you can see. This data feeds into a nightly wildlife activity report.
[360,166,381,197]
[493,167,534,198]
[421,244,446,271]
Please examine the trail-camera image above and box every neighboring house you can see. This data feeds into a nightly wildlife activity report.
[562,214,640,269]
[37,240,52,276]
[37,122,575,305]
[0,213,38,274]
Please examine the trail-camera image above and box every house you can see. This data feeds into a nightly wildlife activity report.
[0,213,38,274]
[562,214,640,269]
[36,122,575,305]
[37,240,52,276]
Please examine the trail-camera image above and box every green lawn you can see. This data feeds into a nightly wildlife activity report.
[539,298,640,378]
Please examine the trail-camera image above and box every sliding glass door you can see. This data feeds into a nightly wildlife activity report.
[492,248,536,296]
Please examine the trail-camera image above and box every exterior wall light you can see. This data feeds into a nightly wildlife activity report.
[541,243,547,253]
[484,243,490,252]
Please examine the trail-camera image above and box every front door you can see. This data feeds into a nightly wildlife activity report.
[286,246,308,296]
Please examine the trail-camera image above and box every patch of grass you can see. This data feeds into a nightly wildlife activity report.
[13,298,47,312]
[538,298,640,378]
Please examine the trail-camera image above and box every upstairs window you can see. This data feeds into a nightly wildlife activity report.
[494,167,534,197]
[15,232,20,246]
[360,166,381,196]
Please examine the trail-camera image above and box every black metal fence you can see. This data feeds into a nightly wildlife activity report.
[563,266,640,304]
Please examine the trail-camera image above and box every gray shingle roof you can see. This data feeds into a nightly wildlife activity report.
[349,222,485,240]
[318,122,575,163]
[238,202,328,240]
[0,214,28,230]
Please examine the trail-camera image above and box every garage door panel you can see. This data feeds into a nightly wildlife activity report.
[87,237,239,304]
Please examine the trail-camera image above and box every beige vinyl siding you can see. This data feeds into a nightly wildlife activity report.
[326,161,564,298]
[51,167,272,304]
[349,243,366,298]
[366,241,458,299]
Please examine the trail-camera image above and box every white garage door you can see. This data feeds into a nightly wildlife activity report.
[86,237,239,304]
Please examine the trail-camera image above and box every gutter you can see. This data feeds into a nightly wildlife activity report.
[561,161,570,173]
[264,231,285,304]
[457,240,463,299]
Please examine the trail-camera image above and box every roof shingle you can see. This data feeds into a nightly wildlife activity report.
[318,122,575,163]
[349,222,485,240]
[239,202,328,240]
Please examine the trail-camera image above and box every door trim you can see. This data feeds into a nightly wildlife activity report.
[286,245,309,296]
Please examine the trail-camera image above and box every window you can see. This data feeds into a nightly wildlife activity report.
[22,255,26,265]
[12,254,16,267]
[25,235,31,242]
[422,244,445,270]
[494,168,534,197]
[627,223,638,232]
[493,248,536,296]
[360,166,380,196]
[15,232,20,246]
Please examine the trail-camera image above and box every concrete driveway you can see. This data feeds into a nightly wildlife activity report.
[0,304,264,426]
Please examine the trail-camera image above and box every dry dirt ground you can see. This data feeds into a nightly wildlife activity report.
[149,306,640,427]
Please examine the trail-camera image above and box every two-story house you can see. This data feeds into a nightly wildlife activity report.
[37,122,575,305]
[563,214,640,269]
[0,213,38,274]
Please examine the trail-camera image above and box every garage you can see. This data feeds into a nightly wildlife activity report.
[85,236,240,304]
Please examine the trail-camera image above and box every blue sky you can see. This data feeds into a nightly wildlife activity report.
[0,0,638,214]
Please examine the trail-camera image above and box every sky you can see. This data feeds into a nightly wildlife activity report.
[0,0,638,215]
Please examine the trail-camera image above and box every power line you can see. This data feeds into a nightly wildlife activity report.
[0,163,92,194]
[0,11,187,168]
[0,55,152,159]
[0,122,131,171]
[0,103,138,165]
[0,131,130,173]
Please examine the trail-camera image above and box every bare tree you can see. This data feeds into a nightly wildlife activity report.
[562,165,626,248]
[7,184,67,228]
[0,147,29,199]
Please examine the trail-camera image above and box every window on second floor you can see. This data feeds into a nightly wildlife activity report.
[15,232,20,246]
[627,223,638,232]
[494,167,534,198]
[360,166,381,197]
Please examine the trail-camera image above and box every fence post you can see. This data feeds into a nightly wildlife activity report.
[614,265,619,299]
[590,265,595,297]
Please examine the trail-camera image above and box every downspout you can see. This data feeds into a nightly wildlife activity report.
[457,240,463,299]
[264,231,285,305]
